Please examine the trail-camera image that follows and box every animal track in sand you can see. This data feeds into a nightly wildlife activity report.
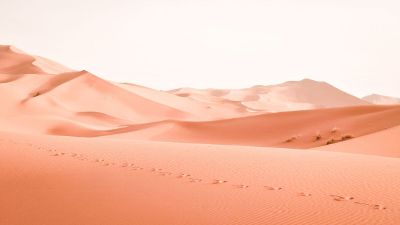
[177,173,191,178]
[233,184,250,189]
[354,202,386,210]
[354,201,369,206]
[329,195,354,201]
[150,168,163,172]
[212,179,228,184]
[158,171,172,176]
[297,192,312,197]
[188,178,202,183]
[372,204,386,210]
[13,140,388,212]
[264,186,283,191]
[130,166,144,170]
[330,196,386,210]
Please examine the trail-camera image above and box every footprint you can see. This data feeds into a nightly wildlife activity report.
[159,171,172,176]
[372,204,386,210]
[50,153,59,156]
[329,195,354,201]
[188,178,202,183]
[120,163,128,167]
[354,201,369,206]
[212,179,228,184]
[177,173,191,178]
[353,202,386,210]
[298,192,312,197]
[233,184,249,188]
[75,154,85,159]
[130,166,143,170]
[265,186,283,191]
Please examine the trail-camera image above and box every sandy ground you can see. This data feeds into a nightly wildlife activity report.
[1,45,400,225]
[1,131,400,225]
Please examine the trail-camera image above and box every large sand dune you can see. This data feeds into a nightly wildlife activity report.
[1,131,399,225]
[46,105,400,150]
[170,79,369,112]
[363,94,400,105]
[1,45,399,225]
[115,82,257,120]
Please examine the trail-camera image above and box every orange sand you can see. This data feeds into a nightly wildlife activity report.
[1,45,399,225]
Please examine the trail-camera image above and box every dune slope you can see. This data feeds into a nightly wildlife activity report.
[48,105,400,149]
[170,79,369,112]
[1,131,399,225]
[0,45,73,75]
[116,82,256,120]
[315,125,400,157]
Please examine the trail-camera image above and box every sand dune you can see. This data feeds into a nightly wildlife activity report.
[1,45,399,225]
[0,73,194,135]
[0,45,261,132]
[116,82,257,120]
[50,105,400,150]
[0,45,73,74]
[315,125,400,157]
[363,94,400,105]
[170,79,369,112]
[138,105,400,149]
[1,131,399,225]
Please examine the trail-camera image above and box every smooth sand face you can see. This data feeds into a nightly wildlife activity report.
[1,45,400,225]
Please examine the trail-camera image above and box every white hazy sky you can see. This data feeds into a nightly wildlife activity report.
[1,0,399,97]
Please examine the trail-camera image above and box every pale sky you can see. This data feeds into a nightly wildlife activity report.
[1,0,399,97]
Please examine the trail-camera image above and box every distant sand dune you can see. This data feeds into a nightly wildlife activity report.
[363,94,400,105]
[47,105,399,150]
[170,79,370,112]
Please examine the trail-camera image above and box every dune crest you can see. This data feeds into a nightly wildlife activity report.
[0,45,73,74]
